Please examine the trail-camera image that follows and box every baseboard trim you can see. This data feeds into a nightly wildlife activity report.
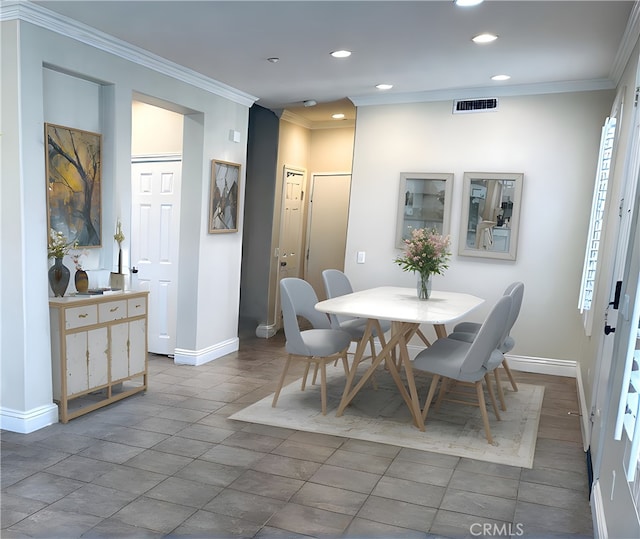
[0,403,59,433]
[174,338,239,366]
[591,479,608,538]
[506,354,578,377]
[575,362,591,451]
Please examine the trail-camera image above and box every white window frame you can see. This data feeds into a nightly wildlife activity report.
[578,116,618,335]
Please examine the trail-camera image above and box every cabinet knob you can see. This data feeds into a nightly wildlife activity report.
[79,313,88,318]
[110,307,119,313]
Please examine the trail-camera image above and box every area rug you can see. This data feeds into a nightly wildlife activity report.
[230,364,544,468]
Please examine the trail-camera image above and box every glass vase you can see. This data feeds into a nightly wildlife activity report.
[48,258,70,297]
[417,272,432,300]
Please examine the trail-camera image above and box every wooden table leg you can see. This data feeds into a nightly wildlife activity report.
[397,330,425,431]
[336,320,411,417]
[336,319,375,416]
[434,323,448,339]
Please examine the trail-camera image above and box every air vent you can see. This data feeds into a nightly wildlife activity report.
[453,98,498,114]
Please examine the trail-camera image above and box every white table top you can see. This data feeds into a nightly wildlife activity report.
[315,286,484,325]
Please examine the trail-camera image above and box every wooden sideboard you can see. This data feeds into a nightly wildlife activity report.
[49,291,149,423]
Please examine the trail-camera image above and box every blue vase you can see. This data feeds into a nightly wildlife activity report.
[48,258,70,297]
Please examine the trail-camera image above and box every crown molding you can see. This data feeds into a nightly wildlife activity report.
[280,110,313,129]
[350,78,616,107]
[1,0,258,108]
[280,110,354,130]
[610,0,640,85]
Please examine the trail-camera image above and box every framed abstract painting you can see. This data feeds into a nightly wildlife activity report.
[209,159,241,233]
[45,123,102,247]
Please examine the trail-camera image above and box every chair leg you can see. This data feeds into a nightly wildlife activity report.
[484,374,501,421]
[421,374,440,421]
[272,355,293,408]
[502,359,518,391]
[434,378,450,411]
[320,360,328,415]
[493,369,507,411]
[341,351,350,375]
[302,362,313,390]
[475,381,494,444]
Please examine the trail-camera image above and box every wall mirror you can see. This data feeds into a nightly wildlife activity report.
[458,172,523,260]
[396,172,453,248]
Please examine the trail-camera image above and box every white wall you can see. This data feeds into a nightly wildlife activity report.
[0,18,250,432]
[131,101,183,156]
[345,91,614,360]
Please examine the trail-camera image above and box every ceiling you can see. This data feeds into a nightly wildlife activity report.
[30,1,635,124]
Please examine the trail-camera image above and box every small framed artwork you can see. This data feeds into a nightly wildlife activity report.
[45,123,102,247]
[458,171,524,261]
[209,159,241,233]
[395,172,453,248]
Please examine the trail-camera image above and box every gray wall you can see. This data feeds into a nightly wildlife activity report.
[240,105,279,329]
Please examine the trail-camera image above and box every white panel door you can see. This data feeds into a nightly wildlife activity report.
[131,159,182,355]
[275,167,305,324]
[304,173,351,300]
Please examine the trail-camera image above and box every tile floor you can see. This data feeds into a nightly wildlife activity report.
[1,330,593,538]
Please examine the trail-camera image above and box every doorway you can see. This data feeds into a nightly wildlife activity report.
[130,101,184,355]
[131,157,182,354]
[304,173,352,300]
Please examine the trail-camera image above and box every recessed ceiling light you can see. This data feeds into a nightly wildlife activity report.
[491,74,511,81]
[472,33,498,44]
[331,50,351,58]
[376,84,393,90]
[454,0,484,6]
[332,113,345,120]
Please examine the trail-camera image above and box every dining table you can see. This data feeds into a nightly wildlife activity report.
[315,286,484,431]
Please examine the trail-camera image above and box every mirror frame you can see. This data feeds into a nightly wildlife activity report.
[395,172,453,248]
[458,171,524,261]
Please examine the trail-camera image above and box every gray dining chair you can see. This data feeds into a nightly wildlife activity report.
[450,281,524,398]
[412,295,512,444]
[322,269,392,360]
[274,277,352,415]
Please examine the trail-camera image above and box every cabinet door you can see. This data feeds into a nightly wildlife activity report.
[128,319,147,375]
[65,332,89,396]
[88,327,109,388]
[110,322,129,381]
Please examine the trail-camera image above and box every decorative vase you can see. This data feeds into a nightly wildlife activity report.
[74,269,89,293]
[417,272,432,300]
[48,258,70,297]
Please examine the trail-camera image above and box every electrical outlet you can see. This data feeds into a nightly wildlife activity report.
[357,251,366,264]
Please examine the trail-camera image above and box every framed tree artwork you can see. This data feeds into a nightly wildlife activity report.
[209,159,240,233]
[45,123,102,247]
